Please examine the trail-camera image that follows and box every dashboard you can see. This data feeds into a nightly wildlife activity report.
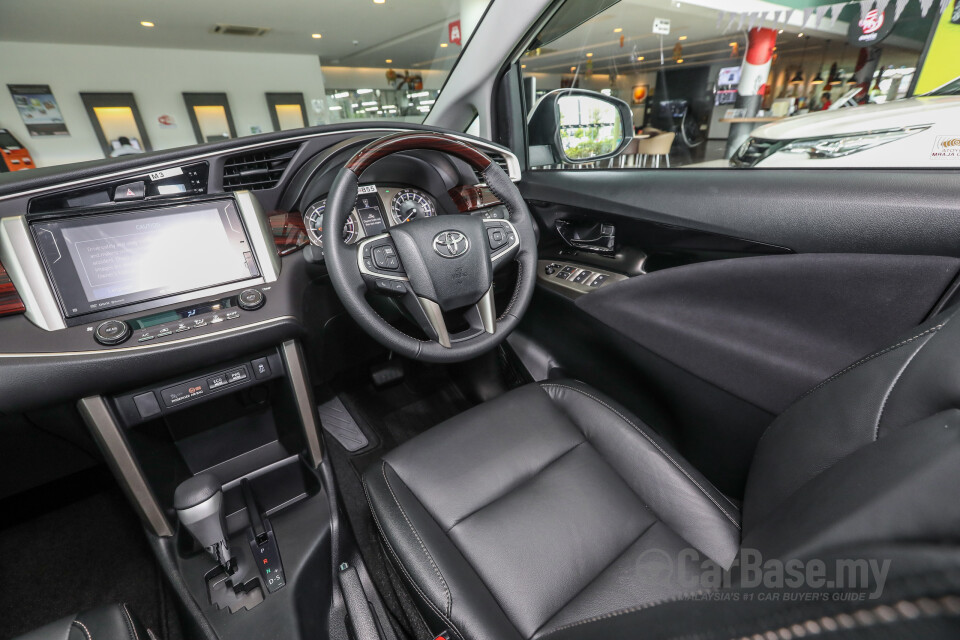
[302,185,438,249]
[0,124,521,412]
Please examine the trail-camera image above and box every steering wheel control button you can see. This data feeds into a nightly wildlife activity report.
[374,278,406,295]
[373,244,400,270]
[251,357,272,380]
[95,320,131,345]
[487,227,507,250]
[132,392,162,420]
[237,288,265,311]
[114,180,145,202]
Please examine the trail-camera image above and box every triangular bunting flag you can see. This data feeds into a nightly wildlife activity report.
[802,7,814,26]
[893,0,910,20]
[829,3,845,28]
[940,0,950,14]
[875,0,891,16]
[726,12,740,31]
[919,0,935,17]
[814,5,830,27]
[737,11,745,30]
[746,11,758,32]
[717,10,726,30]
[782,9,794,26]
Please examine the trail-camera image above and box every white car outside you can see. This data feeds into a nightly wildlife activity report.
[728,77,960,168]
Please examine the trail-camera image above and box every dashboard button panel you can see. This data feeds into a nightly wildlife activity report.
[95,320,131,345]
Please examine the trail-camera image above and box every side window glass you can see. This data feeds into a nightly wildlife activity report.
[522,0,948,170]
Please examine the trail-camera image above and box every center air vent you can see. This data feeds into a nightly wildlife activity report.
[213,24,271,37]
[222,145,299,191]
[473,151,512,184]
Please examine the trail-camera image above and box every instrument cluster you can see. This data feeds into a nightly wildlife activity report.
[302,184,438,249]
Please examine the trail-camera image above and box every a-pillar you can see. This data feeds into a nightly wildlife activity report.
[725,27,778,158]
[459,0,488,44]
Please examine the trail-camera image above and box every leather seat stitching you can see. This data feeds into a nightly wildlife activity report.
[363,475,465,638]
[873,333,934,440]
[121,603,139,640]
[445,440,587,532]
[540,383,741,529]
[797,322,946,401]
[71,620,93,640]
[381,461,453,616]
[498,261,524,322]
[533,519,658,638]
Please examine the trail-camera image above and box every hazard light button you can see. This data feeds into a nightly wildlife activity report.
[114,180,146,201]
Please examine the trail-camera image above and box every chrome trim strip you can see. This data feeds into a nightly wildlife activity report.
[0,216,67,330]
[356,233,409,282]
[0,127,520,203]
[78,396,174,537]
[280,340,324,468]
[234,190,281,282]
[0,315,296,358]
[477,287,496,334]
[417,297,451,348]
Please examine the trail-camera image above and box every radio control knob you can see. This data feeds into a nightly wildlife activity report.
[95,320,130,345]
[237,288,265,311]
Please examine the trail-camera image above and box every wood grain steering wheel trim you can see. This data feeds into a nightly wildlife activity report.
[345,132,493,176]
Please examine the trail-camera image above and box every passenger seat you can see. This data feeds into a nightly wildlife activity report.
[13,603,149,640]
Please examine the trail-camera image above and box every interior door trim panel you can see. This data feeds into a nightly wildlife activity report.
[575,253,960,416]
[521,170,960,257]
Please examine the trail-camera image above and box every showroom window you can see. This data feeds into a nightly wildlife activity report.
[522,0,955,170]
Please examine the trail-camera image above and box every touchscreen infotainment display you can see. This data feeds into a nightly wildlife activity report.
[32,199,260,318]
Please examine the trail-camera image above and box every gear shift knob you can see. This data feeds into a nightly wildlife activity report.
[174,473,232,569]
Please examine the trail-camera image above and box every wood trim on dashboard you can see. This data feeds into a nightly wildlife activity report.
[268,211,310,256]
[345,132,493,176]
[448,185,503,213]
[0,259,25,316]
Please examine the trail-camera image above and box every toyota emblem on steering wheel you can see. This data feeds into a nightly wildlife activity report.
[433,230,470,258]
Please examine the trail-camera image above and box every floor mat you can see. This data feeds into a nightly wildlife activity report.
[0,468,182,640]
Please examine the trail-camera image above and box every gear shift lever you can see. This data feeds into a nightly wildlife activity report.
[175,473,232,570]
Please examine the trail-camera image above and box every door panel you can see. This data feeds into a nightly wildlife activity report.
[516,168,960,498]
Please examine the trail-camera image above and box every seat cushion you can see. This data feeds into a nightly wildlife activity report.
[13,604,147,640]
[363,380,740,640]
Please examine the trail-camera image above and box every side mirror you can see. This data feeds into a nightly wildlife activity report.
[528,89,633,166]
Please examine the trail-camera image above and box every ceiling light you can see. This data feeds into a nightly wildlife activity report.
[570,66,576,71]
[408,91,428,98]
[373,0,386,4]
[790,69,804,84]
[333,91,350,99]
[329,106,342,111]
[440,43,448,48]
[637,56,644,61]
[351,103,359,107]
[356,88,373,94]
[779,29,784,34]
[586,52,593,57]
[140,21,155,27]
[361,100,378,106]
[729,42,737,46]
[677,59,684,63]
[614,27,623,33]
[385,59,392,63]
[521,64,526,68]
[798,32,804,37]
[678,36,687,40]
[365,106,379,111]
[312,33,322,39]
[420,99,436,105]
[811,70,824,85]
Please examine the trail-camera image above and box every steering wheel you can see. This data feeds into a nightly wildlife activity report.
[324,132,537,363]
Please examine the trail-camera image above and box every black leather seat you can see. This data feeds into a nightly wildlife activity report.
[365,307,960,640]
[13,604,148,640]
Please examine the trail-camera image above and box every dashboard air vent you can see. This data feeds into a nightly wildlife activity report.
[473,151,512,183]
[222,145,299,191]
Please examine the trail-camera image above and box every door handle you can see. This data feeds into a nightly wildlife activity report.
[555,219,615,254]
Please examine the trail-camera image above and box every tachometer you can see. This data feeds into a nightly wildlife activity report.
[391,189,436,224]
[303,199,359,247]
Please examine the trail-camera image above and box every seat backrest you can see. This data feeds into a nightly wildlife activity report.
[741,303,960,554]
[637,132,675,155]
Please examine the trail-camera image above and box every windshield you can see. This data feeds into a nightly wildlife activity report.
[924,77,960,96]
[0,0,489,168]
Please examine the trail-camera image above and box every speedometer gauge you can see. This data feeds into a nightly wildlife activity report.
[391,189,436,224]
[303,199,359,247]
